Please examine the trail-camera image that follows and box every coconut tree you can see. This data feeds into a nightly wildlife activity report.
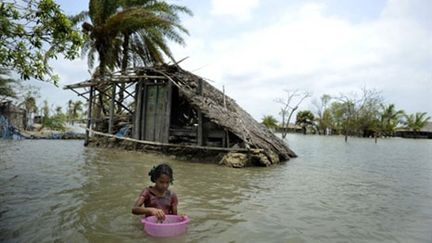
[77,0,192,113]
[296,110,315,134]
[72,100,84,124]
[261,115,278,129]
[403,112,431,133]
[66,100,83,124]
[76,0,192,126]
[380,104,404,136]
[118,1,191,112]
[77,0,192,80]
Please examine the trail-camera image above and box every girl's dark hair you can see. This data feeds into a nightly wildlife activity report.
[148,163,174,183]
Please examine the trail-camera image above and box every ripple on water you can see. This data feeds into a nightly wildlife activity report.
[1,137,432,242]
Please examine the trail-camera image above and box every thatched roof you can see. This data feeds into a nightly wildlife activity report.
[139,64,297,161]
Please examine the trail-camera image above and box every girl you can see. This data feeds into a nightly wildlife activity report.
[132,163,178,220]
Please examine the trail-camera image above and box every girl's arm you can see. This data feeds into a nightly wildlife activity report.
[132,206,165,219]
[131,194,165,219]
[171,192,178,215]
[172,205,178,215]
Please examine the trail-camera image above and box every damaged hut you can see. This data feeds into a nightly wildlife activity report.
[65,64,296,167]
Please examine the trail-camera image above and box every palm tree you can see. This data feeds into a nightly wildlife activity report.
[67,99,74,122]
[380,104,404,136]
[75,0,192,123]
[117,1,191,112]
[72,100,84,124]
[403,112,431,133]
[261,115,278,129]
[22,95,37,114]
[79,0,191,77]
[296,110,315,134]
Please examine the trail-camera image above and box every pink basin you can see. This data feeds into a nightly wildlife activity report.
[141,215,190,237]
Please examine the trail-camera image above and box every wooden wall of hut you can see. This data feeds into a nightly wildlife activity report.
[133,79,172,143]
[132,78,242,148]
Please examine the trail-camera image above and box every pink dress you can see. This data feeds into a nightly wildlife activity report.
[139,187,178,214]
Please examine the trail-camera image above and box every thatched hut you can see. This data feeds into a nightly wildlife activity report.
[395,122,432,139]
[65,64,296,167]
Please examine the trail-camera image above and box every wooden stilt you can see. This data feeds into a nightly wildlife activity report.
[133,81,143,139]
[84,86,94,146]
[108,83,116,134]
[197,79,203,146]
[164,82,172,143]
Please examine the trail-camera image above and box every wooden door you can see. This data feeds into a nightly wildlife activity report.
[142,84,170,142]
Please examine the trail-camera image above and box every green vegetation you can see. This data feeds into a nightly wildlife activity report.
[269,88,430,140]
[71,0,192,120]
[261,115,278,129]
[295,110,314,134]
[42,104,67,131]
[380,104,404,136]
[67,100,84,124]
[1,0,192,133]
[403,112,431,133]
[0,0,83,83]
[76,0,192,76]
[275,90,311,138]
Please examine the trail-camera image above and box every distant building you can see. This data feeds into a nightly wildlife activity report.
[395,122,432,139]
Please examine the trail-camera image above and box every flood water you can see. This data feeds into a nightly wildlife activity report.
[1,135,432,243]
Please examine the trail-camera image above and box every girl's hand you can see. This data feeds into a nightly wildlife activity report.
[150,208,165,220]
[180,214,188,221]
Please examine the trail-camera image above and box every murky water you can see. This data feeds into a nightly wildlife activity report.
[1,135,431,242]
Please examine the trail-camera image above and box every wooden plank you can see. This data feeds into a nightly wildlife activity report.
[197,79,203,146]
[145,85,157,141]
[84,86,94,146]
[64,75,166,89]
[170,128,197,137]
[140,82,147,140]
[133,81,143,139]
[154,85,162,142]
[156,85,168,142]
[164,82,173,143]
[70,88,89,101]
[87,128,256,152]
[108,83,116,134]
[226,130,230,148]
[95,86,132,114]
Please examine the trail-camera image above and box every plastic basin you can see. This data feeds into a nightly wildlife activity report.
[141,215,190,237]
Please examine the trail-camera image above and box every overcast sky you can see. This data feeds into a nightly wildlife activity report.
[36,0,432,121]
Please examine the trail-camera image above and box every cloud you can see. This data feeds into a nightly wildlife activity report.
[41,0,432,121]
[210,0,260,20]
[175,1,432,120]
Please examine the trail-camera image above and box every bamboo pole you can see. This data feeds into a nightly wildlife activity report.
[197,79,203,146]
[84,86,94,146]
[108,83,116,134]
[133,81,143,139]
